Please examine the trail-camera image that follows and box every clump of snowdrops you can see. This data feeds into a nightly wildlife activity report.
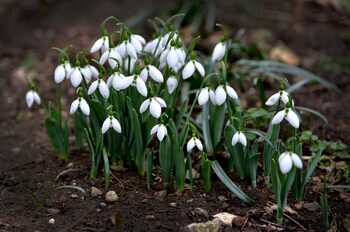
[25,16,336,224]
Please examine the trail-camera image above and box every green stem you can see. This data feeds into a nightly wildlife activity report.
[57,83,62,124]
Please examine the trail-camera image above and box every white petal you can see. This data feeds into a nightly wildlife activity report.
[239,133,247,146]
[133,34,146,44]
[69,99,79,114]
[212,42,225,62]
[149,65,163,83]
[102,118,110,134]
[166,76,178,94]
[90,37,103,53]
[231,132,239,146]
[114,76,133,90]
[79,98,90,116]
[71,68,83,87]
[155,97,166,108]
[112,73,125,90]
[167,48,178,68]
[266,93,280,106]
[108,50,121,69]
[291,153,303,169]
[187,138,195,152]
[140,68,148,82]
[198,89,209,105]
[54,65,65,84]
[139,99,150,113]
[130,37,142,53]
[195,138,203,151]
[150,124,159,135]
[116,43,126,58]
[99,50,109,65]
[160,49,169,64]
[33,91,41,105]
[26,91,34,107]
[215,85,227,105]
[286,110,300,128]
[99,81,110,98]
[209,90,217,105]
[157,125,167,141]
[126,43,137,59]
[89,65,99,78]
[81,66,92,83]
[278,152,289,164]
[226,86,238,100]
[101,37,109,53]
[112,117,122,133]
[271,110,286,125]
[107,74,114,87]
[136,77,148,97]
[182,62,195,80]
[88,81,98,95]
[278,153,293,174]
[194,61,205,77]
[150,99,162,118]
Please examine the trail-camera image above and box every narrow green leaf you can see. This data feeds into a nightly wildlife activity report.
[102,148,110,188]
[211,160,255,205]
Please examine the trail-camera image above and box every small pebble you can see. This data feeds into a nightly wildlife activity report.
[170,202,177,207]
[96,208,101,212]
[48,218,55,225]
[105,191,118,202]
[145,214,155,220]
[70,194,78,198]
[91,187,103,197]
[218,195,228,201]
[47,208,60,215]
[186,198,194,203]
[100,202,106,207]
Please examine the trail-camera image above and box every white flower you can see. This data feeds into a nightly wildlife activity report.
[187,137,203,152]
[150,123,168,141]
[70,97,90,116]
[271,107,300,128]
[140,65,164,83]
[99,49,122,69]
[81,65,93,84]
[166,76,178,94]
[198,87,217,105]
[212,42,226,62]
[54,61,73,84]
[90,36,109,53]
[108,72,125,87]
[116,41,137,59]
[130,34,146,54]
[69,67,83,87]
[88,79,110,98]
[25,90,41,108]
[182,60,205,79]
[102,115,121,134]
[113,75,147,97]
[278,151,303,174]
[144,38,163,56]
[122,58,136,73]
[86,65,99,79]
[160,46,184,70]
[161,32,179,49]
[231,131,247,146]
[266,90,290,106]
[139,97,166,118]
[215,85,239,105]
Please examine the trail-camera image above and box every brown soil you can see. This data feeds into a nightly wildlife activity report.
[0,0,350,231]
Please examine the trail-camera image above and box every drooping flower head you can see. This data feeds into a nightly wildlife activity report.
[187,135,203,152]
[70,96,90,116]
[102,115,121,134]
[182,53,205,80]
[139,97,167,118]
[278,151,303,174]
[231,131,247,147]
[150,123,168,141]
[25,90,41,108]
[271,101,300,128]
[215,84,239,106]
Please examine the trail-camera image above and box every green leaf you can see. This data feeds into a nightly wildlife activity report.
[146,150,153,190]
[295,106,329,126]
[202,103,213,152]
[201,154,211,192]
[263,124,280,179]
[102,148,110,188]
[44,116,69,161]
[211,160,255,205]
[175,99,189,129]
[159,136,172,187]
[210,104,226,149]
[224,125,245,178]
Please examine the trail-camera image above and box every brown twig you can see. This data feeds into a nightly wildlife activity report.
[260,218,289,229]
[283,213,306,231]
[110,171,123,185]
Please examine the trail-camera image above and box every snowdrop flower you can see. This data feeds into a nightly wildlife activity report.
[54,61,73,84]
[122,58,136,73]
[80,65,94,84]
[68,67,87,87]
[215,85,239,105]
[102,115,121,134]
[139,97,167,118]
[86,64,99,79]
[99,49,122,69]
[182,60,205,79]
[161,32,179,49]
[144,37,163,56]
[271,107,300,128]
[113,75,147,97]
[88,79,110,98]
[150,123,168,141]
[90,36,109,53]
[108,71,125,87]
[278,151,303,174]
[198,87,217,105]
[231,131,247,147]
[116,41,137,59]
[266,90,290,106]
[211,41,226,62]
[140,65,164,83]
[130,34,146,54]
[166,76,178,94]
[70,97,90,116]
[25,90,41,108]
[160,40,184,70]
[187,137,203,152]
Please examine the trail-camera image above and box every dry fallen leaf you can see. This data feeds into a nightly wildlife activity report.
[269,44,300,66]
